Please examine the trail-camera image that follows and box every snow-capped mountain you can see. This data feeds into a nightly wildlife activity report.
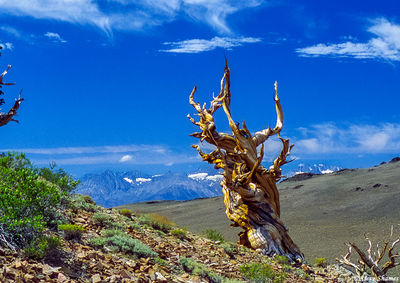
[284,163,342,178]
[76,170,224,207]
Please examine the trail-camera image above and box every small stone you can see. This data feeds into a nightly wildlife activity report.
[92,274,102,283]
[57,273,67,282]
[155,272,167,282]
[15,261,22,269]
[24,274,35,281]
[120,269,133,279]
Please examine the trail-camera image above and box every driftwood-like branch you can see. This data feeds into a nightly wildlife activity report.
[0,65,24,127]
[188,60,303,262]
[337,227,400,281]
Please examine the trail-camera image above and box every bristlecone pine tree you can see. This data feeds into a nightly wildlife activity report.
[188,61,304,262]
[0,47,23,128]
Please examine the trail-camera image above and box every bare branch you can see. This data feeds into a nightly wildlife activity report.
[337,228,400,281]
[0,65,16,86]
[253,81,284,146]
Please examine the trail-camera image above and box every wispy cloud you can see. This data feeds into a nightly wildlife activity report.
[0,144,197,166]
[293,122,400,155]
[0,0,265,35]
[0,26,22,38]
[296,18,400,62]
[44,32,67,43]
[160,36,261,53]
[0,144,167,155]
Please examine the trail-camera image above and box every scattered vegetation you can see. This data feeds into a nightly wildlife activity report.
[219,242,238,258]
[118,208,133,218]
[171,228,188,240]
[58,224,85,240]
[89,229,157,258]
[70,194,97,212]
[92,212,114,227]
[240,262,287,283]
[24,235,62,260]
[137,213,176,233]
[203,229,225,242]
[314,257,327,268]
[179,256,223,282]
[274,255,289,265]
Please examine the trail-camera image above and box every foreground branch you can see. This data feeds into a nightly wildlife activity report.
[337,227,400,282]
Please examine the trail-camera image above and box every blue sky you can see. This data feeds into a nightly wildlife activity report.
[0,0,399,176]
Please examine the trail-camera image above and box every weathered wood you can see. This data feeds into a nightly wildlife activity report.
[0,64,23,127]
[337,228,400,282]
[188,61,304,262]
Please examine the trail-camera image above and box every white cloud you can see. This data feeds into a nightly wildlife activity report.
[0,42,13,50]
[296,18,400,62]
[119,154,133,162]
[293,122,400,155]
[0,0,265,35]
[44,32,67,43]
[161,36,261,53]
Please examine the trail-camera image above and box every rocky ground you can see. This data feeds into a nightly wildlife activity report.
[0,198,360,282]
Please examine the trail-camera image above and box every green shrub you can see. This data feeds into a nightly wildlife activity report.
[71,194,97,212]
[274,255,288,265]
[24,235,62,260]
[171,228,187,240]
[179,257,223,282]
[0,153,64,249]
[240,262,287,283]
[119,208,133,218]
[314,257,327,268]
[219,242,238,258]
[203,229,225,242]
[129,223,142,231]
[92,212,113,227]
[39,162,79,193]
[138,213,175,233]
[89,229,157,258]
[154,257,169,267]
[296,268,310,279]
[58,224,85,240]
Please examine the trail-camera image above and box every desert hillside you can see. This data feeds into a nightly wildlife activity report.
[119,159,400,270]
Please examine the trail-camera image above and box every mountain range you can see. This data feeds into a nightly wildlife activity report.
[76,163,341,207]
[75,170,223,207]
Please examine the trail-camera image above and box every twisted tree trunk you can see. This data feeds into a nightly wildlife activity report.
[188,61,304,262]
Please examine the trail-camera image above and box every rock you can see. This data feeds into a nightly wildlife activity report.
[155,272,167,282]
[24,273,35,281]
[120,269,133,279]
[92,274,102,283]
[57,272,68,282]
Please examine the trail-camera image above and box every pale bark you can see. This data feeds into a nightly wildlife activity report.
[188,61,304,262]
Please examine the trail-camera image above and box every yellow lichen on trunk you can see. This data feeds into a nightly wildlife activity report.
[188,61,303,262]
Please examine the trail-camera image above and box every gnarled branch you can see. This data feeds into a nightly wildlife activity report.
[0,65,24,128]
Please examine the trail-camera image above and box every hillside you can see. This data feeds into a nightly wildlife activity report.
[0,195,356,282]
[118,159,400,271]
